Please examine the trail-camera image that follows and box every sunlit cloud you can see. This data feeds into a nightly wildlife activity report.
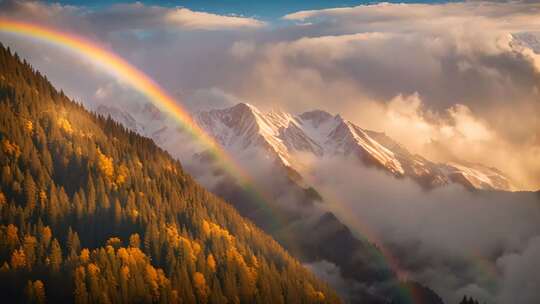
[164,7,265,30]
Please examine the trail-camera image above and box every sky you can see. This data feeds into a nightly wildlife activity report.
[0,0,539,191]
[49,0,454,20]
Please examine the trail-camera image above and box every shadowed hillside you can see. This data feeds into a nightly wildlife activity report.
[0,43,341,304]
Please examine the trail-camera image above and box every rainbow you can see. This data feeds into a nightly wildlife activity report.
[0,17,285,231]
[467,251,499,295]
[316,187,422,303]
[0,18,241,181]
[319,188,502,303]
[0,17,423,303]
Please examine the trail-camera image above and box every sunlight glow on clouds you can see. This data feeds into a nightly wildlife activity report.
[164,8,265,30]
[0,0,265,31]
[231,2,540,190]
[367,94,539,190]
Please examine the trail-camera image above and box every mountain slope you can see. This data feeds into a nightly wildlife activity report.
[0,43,341,303]
[97,100,511,303]
[99,102,454,303]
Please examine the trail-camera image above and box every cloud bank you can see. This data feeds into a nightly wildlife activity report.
[302,156,540,304]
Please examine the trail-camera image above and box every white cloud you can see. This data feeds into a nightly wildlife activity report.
[88,3,265,31]
[302,156,540,304]
[496,236,540,304]
[0,0,265,31]
[184,87,242,111]
[359,94,540,190]
[165,8,265,30]
[230,40,256,59]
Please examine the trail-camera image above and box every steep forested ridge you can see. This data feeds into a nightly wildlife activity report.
[0,43,341,303]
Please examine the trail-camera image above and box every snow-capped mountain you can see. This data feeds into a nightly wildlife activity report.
[97,102,514,191]
[195,103,514,191]
[195,103,320,167]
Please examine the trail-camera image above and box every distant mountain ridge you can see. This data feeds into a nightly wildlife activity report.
[98,102,514,191]
[194,103,514,191]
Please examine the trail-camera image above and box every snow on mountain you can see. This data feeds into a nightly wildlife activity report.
[96,104,166,138]
[97,102,515,191]
[95,103,200,160]
[196,103,323,167]
[196,103,514,191]
[442,163,514,191]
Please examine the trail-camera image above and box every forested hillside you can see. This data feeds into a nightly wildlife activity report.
[0,43,341,303]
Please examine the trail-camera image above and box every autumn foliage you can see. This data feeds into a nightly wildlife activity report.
[0,43,340,303]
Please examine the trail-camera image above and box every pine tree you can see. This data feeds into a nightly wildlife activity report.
[23,171,36,210]
[48,238,62,271]
[74,266,89,304]
[129,233,140,249]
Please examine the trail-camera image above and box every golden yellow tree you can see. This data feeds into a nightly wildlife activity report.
[193,272,208,303]
[10,248,26,269]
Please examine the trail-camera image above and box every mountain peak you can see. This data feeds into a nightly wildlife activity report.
[222,103,262,126]
[230,102,259,113]
[299,110,334,126]
[142,102,165,120]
